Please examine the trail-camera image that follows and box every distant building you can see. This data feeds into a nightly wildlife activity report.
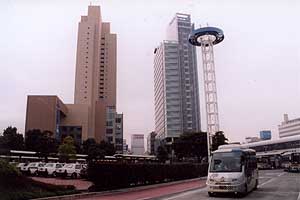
[114,113,123,154]
[123,139,128,154]
[245,137,261,143]
[279,114,300,138]
[153,13,200,143]
[260,130,271,140]
[147,132,157,155]
[131,134,145,155]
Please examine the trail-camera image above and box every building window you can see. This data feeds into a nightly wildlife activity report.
[106,129,113,134]
[106,121,113,126]
[116,118,122,123]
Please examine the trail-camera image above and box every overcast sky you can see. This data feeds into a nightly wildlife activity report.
[0,0,299,145]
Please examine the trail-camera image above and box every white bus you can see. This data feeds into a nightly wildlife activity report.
[207,145,258,197]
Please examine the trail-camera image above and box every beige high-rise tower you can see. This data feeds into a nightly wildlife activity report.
[25,5,123,152]
[74,6,117,142]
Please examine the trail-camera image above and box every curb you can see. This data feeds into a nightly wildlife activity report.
[34,177,207,200]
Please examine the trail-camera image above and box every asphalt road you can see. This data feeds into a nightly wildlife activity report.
[156,170,300,200]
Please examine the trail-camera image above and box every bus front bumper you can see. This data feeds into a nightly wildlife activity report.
[207,182,245,193]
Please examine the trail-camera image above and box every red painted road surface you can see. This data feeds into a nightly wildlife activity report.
[79,179,206,200]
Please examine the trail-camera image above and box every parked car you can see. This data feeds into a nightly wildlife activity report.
[38,163,64,177]
[16,162,28,171]
[56,163,84,178]
[21,162,44,176]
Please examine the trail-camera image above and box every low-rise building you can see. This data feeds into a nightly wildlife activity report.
[245,136,261,143]
[25,95,123,149]
[279,114,300,138]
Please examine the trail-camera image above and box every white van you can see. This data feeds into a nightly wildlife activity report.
[207,145,258,197]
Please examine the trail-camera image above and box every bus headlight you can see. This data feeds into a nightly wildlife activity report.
[209,179,215,183]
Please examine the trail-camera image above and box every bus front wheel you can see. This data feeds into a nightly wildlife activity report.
[208,192,215,197]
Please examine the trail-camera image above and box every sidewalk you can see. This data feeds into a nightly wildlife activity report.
[35,178,207,200]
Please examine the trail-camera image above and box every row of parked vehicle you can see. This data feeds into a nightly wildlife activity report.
[16,162,87,179]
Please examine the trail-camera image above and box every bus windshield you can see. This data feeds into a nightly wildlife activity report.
[210,152,243,172]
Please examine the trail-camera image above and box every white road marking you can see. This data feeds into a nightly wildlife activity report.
[136,197,152,200]
[162,187,207,200]
[258,172,286,188]
[297,191,300,200]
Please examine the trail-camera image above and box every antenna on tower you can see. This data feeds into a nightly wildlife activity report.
[90,1,92,6]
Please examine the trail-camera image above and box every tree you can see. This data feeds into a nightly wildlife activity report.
[211,131,228,151]
[25,129,58,162]
[99,140,115,156]
[173,132,208,162]
[58,136,76,163]
[82,138,97,154]
[157,145,168,163]
[82,139,116,162]
[0,126,24,151]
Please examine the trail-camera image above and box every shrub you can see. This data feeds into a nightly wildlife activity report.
[87,162,208,191]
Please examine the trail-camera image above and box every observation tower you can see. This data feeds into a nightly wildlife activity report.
[188,27,224,157]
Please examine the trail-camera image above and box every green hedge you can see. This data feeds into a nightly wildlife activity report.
[0,159,77,200]
[87,163,208,191]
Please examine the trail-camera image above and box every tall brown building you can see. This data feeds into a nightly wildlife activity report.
[74,6,117,141]
[25,6,123,152]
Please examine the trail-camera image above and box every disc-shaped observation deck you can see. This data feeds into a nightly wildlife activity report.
[188,27,224,46]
